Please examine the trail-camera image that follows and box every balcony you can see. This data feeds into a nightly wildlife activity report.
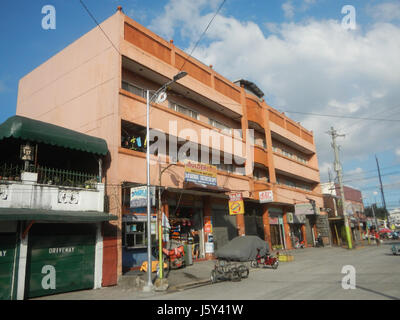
[0,165,104,212]
[273,152,320,183]
[254,145,268,168]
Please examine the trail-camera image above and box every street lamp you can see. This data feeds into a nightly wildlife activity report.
[143,71,187,292]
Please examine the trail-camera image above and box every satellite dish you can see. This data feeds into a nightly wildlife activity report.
[155,92,167,104]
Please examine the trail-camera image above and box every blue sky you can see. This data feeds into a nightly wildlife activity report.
[1,0,400,209]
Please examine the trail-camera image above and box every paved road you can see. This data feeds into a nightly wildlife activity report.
[148,242,400,300]
[34,241,400,300]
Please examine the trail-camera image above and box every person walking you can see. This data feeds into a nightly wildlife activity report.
[375,229,381,246]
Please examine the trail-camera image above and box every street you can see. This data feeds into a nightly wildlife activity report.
[35,241,400,300]
[151,242,400,300]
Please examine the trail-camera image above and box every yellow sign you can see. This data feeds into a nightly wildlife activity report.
[229,193,244,215]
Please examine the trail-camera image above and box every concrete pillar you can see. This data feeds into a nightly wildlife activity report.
[236,214,245,236]
[262,205,272,249]
[301,224,307,247]
[282,212,293,250]
[203,196,214,260]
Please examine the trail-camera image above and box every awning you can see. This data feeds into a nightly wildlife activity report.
[0,207,118,222]
[0,115,108,156]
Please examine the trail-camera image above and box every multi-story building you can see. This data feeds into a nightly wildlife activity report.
[16,7,324,285]
[321,182,365,245]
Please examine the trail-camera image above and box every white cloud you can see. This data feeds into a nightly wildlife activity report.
[150,2,400,181]
[367,1,400,22]
[282,1,295,19]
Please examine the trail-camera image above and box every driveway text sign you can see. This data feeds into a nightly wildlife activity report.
[184,162,217,186]
[130,186,156,208]
[229,193,244,215]
[259,190,273,203]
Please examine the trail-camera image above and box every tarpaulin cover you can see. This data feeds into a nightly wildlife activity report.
[215,235,270,262]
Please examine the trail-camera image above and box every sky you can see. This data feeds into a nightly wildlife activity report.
[1,0,400,209]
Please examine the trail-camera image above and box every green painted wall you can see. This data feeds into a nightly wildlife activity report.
[0,233,17,300]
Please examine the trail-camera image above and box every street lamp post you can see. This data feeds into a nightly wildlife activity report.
[143,71,187,292]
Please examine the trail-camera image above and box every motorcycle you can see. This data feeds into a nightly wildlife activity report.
[155,240,185,272]
[250,248,279,269]
[315,234,324,247]
[294,236,305,249]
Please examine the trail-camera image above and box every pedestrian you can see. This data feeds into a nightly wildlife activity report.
[375,230,380,246]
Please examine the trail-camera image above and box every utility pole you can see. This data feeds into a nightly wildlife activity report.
[327,127,353,249]
[375,155,388,225]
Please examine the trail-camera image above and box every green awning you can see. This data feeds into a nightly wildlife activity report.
[0,207,118,223]
[0,115,108,156]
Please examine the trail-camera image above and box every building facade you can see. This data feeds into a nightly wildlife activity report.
[0,116,116,300]
[16,8,324,285]
[321,182,365,245]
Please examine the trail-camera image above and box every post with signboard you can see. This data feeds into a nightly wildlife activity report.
[229,193,245,236]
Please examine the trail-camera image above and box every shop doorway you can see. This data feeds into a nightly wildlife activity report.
[168,206,204,260]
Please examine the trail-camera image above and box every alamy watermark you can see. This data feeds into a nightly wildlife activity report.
[42,5,56,30]
[341,5,356,30]
[341,265,356,289]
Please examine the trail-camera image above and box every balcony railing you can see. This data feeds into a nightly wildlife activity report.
[0,163,99,189]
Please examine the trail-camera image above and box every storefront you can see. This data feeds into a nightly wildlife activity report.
[168,192,205,261]
[211,201,237,252]
[268,207,285,250]
[287,212,306,247]
[244,201,264,240]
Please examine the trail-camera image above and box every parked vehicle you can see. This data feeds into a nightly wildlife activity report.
[250,248,279,269]
[210,259,245,283]
[294,237,305,249]
[391,244,400,255]
[315,234,324,247]
[154,240,185,272]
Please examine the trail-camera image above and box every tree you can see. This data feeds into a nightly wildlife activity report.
[364,205,387,220]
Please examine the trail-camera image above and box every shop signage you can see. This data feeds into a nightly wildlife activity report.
[204,216,213,233]
[287,212,294,224]
[228,193,244,215]
[205,242,214,253]
[259,190,273,203]
[130,186,156,208]
[269,215,279,225]
[295,203,315,215]
[184,161,217,186]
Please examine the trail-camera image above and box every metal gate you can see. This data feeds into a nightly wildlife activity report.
[25,224,96,299]
[212,209,238,251]
[244,216,264,240]
[0,233,17,300]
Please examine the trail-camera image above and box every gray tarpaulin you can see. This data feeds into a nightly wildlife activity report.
[215,235,270,261]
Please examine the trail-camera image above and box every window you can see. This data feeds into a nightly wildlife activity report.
[122,81,146,98]
[255,139,267,149]
[123,221,156,248]
[272,146,279,153]
[253,168,269,182]
[209,118,232,135]
[216,163,234,173]
[168,101,199,120]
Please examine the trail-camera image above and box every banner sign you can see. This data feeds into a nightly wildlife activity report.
[229,193,244,215]
[259,190,273,203]
[295,203,315,215]
[287,212,306,224]
[130,186,156,208]
[204,216,213,233]
[184,162,217,186]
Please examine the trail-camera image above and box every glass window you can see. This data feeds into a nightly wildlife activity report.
[122,81,146,98]
[123,221,156,248]
[168,102,199,120]
[209,119,232,135]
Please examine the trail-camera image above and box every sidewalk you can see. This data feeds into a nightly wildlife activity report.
[32,258,217,300]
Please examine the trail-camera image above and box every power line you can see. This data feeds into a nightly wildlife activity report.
[178,0,227,72]
[79,0,121,55]
[282,110,400,122]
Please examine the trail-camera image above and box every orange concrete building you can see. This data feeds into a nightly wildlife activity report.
[16,8,325,286]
